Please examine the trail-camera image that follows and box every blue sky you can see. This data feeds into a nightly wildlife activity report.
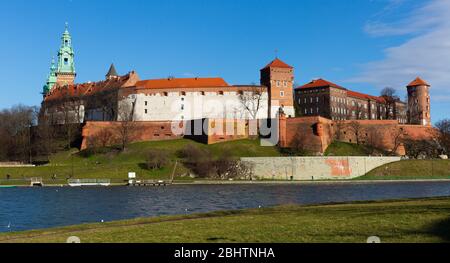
[0,0,448,122]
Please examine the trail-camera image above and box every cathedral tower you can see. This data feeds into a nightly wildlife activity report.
[407,77,431,126]
[42,57,57,96]
[260,58,295,118]
[56,23,76,85]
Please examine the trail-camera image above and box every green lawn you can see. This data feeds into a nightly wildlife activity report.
[324,141,383,156]
[1,197,449,243]
[0,138,282,185]
[358,159,450,180]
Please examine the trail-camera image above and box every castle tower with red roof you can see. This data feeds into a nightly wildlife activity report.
[407,77,431,126]
[260,58,295,118]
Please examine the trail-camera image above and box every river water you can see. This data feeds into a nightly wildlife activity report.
[0,181,449,232]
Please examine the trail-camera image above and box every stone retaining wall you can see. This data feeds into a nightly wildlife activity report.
[241,156,401,180]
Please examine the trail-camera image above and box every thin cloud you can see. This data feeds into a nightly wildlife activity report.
[349,0,450,105]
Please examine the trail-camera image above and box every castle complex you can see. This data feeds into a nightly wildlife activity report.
[40,25,434,153]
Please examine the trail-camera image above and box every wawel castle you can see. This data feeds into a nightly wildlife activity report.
[41,25,431,127]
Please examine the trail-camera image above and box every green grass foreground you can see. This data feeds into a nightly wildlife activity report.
[1,197,449,243]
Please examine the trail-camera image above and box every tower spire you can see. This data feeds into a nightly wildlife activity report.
[106,63,119,79]
[43,57,58,95]
[55,22,76,85]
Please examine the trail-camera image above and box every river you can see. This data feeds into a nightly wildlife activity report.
[0,181,449,232]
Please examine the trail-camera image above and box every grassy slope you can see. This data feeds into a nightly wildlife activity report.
[0,139,282,185]
[1,197,449,243]
[325,141,379,156]
[359,159,450,180]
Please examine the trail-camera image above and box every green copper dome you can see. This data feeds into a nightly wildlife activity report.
[43,57,58,94]
[57,22,76,74]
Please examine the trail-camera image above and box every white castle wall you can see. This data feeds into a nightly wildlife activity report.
[122,91,270,121]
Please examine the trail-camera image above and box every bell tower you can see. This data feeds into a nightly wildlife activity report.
[260,58,295,118]
[42,57,57,96]
[407,77,431,126]
[56,22,76,85]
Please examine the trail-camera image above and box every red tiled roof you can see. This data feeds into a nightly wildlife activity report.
[297,78,386,103]
[135,77,229,89]
[347,90,384,102]
[407,77,430,87]
[261,58,293,70]
[44,74,133,102]
[296,78,345,90]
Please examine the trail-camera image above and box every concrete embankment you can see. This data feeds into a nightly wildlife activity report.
[241,156,401,180]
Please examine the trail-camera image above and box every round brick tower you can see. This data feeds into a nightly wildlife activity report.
[407,77,431,126]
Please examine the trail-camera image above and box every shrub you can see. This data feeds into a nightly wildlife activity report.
[179,145,254,179]
[179,145,215,178]
[145,149,169,170]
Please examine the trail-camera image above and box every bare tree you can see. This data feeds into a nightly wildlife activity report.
[346,121,365,145]
[354,103,365,120]
[0,105,38,162]
[334,120,346,140]
[388,127,406,155]
[380,87,398,98]
[117,99,137,151]
[380,87,400,120]
[435,119,450,154]
[86,128,114,149]
[238,87,264,119]
[403,139,440,159]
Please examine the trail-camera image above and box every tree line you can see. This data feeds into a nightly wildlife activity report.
[0,105,82,163]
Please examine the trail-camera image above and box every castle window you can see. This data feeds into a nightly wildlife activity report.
[201,91,205,95]
[163,92,168,96]
[181,105,184,110]
[218,91,224,95]
[280,91,284,97]
[277,81,280,87]
[145,109,148,114]
[64,58,68,65]
[181,91,186,96]
[145,101,148,106]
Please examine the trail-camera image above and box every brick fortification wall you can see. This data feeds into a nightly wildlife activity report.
[280,117,437,155]
[81,119,252,150]
[81,116,437,156]
[279,116,334,153]
[81,121,183,150]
